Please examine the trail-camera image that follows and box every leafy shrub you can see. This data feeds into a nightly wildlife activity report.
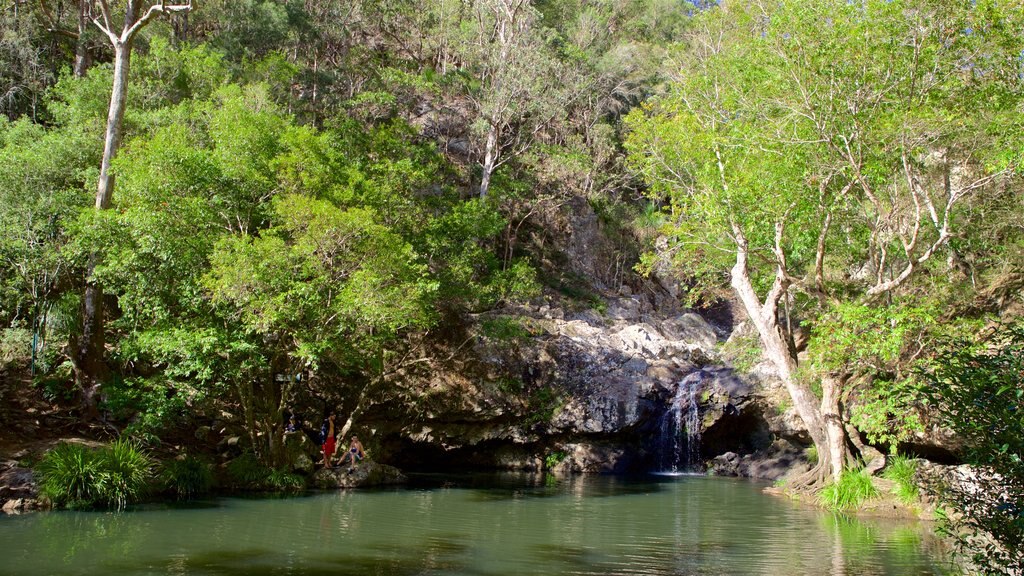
[881,454,919,504]
[36,440,153,510]
[225,453,304,492]
[265,469,305,492]
[36,442,106,509]
[920,323,1024,573]
[225,452,268,488]
[544,451,567,470]
[101,439,153,509]
[480,316,531,340]
[160,455,214,499]
[818,469,879,511]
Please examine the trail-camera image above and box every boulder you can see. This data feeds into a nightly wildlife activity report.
[312,461,406,489]
[2,498,42,515]
[709,452,741,476]
[0,462,38,512]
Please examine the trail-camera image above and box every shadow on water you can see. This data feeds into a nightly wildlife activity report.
[406,471,672,502]
[96,537,475,576]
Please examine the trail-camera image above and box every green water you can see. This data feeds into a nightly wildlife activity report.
[0,474,949,575]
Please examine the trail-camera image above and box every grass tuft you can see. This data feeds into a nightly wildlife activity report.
[36,439,153,510]
[818,468,880,511]
[881,453,919,503]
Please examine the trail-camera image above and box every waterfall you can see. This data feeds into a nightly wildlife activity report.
[657,371,703,473]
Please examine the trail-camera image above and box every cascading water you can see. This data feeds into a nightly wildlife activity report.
[657,371,703,473]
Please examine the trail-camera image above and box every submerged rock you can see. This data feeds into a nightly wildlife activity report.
[312,461,406,489]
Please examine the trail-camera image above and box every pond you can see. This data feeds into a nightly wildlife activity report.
[0,473,950,575]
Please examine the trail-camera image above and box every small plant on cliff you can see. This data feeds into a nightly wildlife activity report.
[818,469,879,511]
[36,439,153,510]
[480,316,532,340]
[544,451,567,470]
[160,455,214,499]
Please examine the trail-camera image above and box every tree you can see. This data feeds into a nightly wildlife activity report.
[454,0,570,197]
[626,0,1024,484]
[73,0,191,414]
[204,195,437,464]
[36,0,95,77]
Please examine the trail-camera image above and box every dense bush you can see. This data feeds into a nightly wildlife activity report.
[265,469,305,492]
[159,455,214,499]
[36,439,153,510]
[225,452,305,492]
[225,452,268,488]
[921,324,1024,575]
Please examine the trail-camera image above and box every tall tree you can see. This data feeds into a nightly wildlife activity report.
[73,0,191,414]
[626,0,1024,484]
[455,0,567,197]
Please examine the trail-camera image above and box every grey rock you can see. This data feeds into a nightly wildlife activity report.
[312,461,406,489]
[2,498,42,515]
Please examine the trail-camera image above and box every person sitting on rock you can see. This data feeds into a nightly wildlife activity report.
[338,435,365,471]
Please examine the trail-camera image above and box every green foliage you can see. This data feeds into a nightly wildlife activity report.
[544,451,567,470]
[526,387,563,425]
[718,331,763,374]
[225,452,269,489]
[920,323,1024,574]
[480,316,532,341]
[881,454,919,504]
[225,453,304,492]
[818,469,880,512]
[102,439,155,510]
[36,440,153,510]
[0,328,30,370]
[159,455,214,500]
[849,382,924,447]
[265,468,305,492]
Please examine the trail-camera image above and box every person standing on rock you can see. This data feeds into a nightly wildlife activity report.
[320,413,337,469]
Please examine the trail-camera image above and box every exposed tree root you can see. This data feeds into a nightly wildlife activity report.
[787,460,830,492]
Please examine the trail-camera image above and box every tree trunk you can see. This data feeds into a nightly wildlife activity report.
[820,374,848,482]
[479,122,498,198]
[728,236,842,484]
[73,0,91,77]
[74,41,134,413]
[97,42,132,209]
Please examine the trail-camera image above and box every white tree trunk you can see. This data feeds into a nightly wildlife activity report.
[479,122,498,198]
[729,234,839,478]
[96,42,131,209]
[820,374,848,482]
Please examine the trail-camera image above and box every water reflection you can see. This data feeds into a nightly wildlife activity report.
[0,474,949,576]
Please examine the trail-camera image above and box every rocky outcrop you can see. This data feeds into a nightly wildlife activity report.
[312,461,407,489]
[0,460,41,515]
[367,287,813,478]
